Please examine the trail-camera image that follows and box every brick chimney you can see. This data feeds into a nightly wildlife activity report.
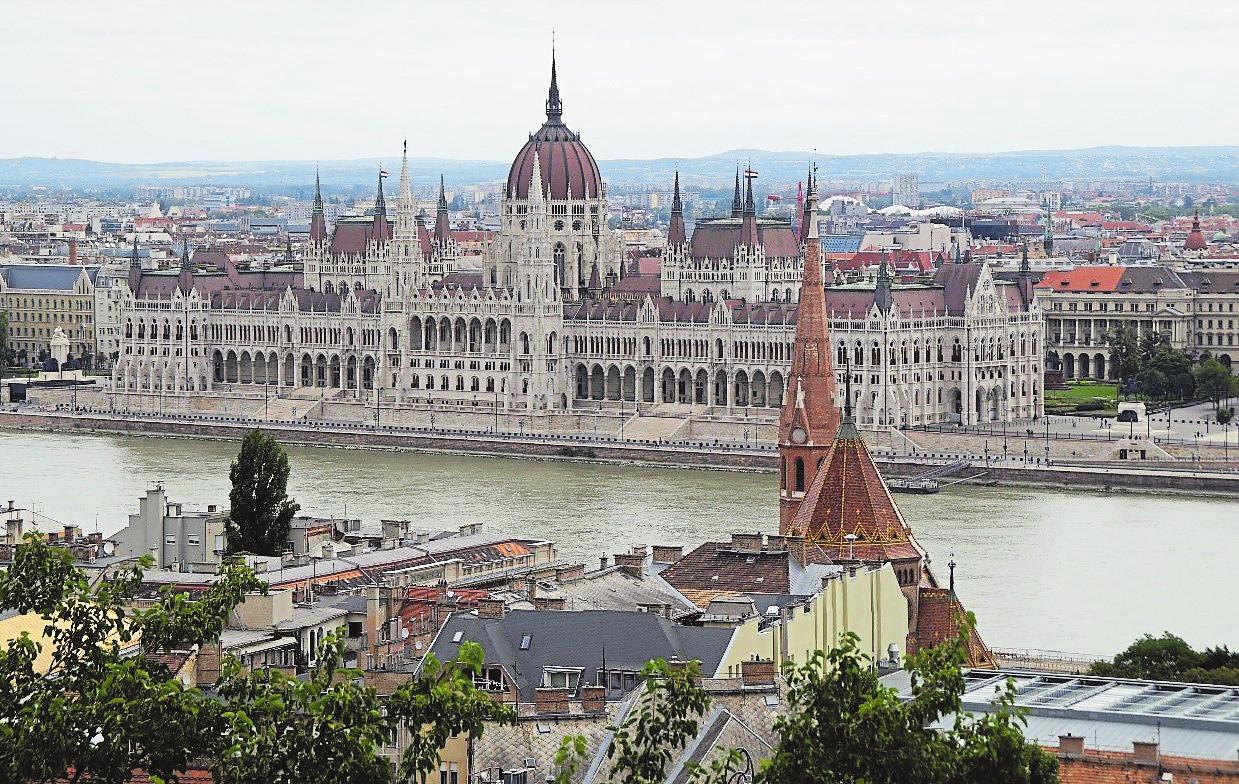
[580,685,605,713]
[614,552,644,578]
[652,545,683,564]
[195,642,222,686]
[740,658,776,687]
[1132,741,1159,766]
[532,596,565,611]
[730,532,764,550]
[784,535,806,566]
[555,564,584,581]
[599,556,609,570]
[476,598,506,619]
[535,687,569,715]
[1057,734,1084,756]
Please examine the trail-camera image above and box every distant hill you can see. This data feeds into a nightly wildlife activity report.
[1,146,1236,191]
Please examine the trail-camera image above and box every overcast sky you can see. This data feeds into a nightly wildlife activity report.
[5,0,1234,163]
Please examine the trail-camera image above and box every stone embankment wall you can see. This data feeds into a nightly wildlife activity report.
[3,410,1238,495]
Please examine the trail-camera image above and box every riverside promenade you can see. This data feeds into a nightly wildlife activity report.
[4,405,1239,495]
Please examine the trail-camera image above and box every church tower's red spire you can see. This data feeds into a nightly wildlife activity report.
[778,168,841,534]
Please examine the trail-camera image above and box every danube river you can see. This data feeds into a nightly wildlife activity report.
[2,429,1234,656]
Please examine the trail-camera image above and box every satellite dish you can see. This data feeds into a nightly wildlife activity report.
[101,541,115,556]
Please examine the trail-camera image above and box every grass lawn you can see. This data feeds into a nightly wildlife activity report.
[1045,381,1118,414]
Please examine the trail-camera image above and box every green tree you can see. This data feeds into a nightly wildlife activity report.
[1103,325,1142,382]
[214,635,513,784]
[226,429,300,555]
[1135,367,1169,401]
[1089,632,1201,680]
[605,659,713,784]
[0,534,263,784]
[1192,357,1235,408]
[1090,633,1239,685]
[760,624,1057,784]
[1218,407,1234,425]
[0,535,514,784]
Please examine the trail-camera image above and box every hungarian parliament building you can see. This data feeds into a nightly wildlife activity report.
[111,58,1045,427]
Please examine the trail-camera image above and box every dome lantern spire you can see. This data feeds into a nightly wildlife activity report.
[546,42,563,124]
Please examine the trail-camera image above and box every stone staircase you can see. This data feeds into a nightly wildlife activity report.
[619,405,694,442]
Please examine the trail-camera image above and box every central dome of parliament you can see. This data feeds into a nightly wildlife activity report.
[505,55,603,202]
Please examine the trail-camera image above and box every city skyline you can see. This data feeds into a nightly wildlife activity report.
[5,0,1235,164]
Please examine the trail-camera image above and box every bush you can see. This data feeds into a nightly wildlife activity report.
[1075,400,1107,412]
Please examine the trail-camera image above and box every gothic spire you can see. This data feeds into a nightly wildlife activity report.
[777,176,839,534]
[128,236,143,291]
[546,45,563,124]
[668,171,686,246]
[435,174,451,244]
[731,167,742,218]
[177,238,194,294]
[310,165,327,242]
[372,166,389,236]
[875,251,892,314]
[739,168,758,246]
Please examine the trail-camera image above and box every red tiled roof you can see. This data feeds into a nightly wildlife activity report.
[908,587,994,668]
[787,419,923,564]
[1036,266,1126,293]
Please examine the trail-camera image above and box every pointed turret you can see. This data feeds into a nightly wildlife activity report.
[739,170,758,247]
[1017,242,1034,307]
[372,167,389,236]
[667,171,686,246]
[528,146,546,207]
[730,168,742,217]
[874,251,892,315]
[434,174,451,244]
[310,166,327,242]
[127,236,143,292]
[177,239,194,295]
[1042,203,1054,256]
[395,140,419,242]
[778,171,841,534]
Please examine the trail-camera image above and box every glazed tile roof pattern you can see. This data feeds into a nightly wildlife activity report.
[908,587,995,667]
[689,218,800,259]
[788,419,923,563]
[821,234,863,253]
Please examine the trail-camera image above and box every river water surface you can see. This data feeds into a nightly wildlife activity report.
[2,429,1234,655]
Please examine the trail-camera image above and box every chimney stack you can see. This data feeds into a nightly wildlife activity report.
[1057,735,1084,756]
[476,598,507,619]
[1131,741,1159,766]
[535,687,569,715]
[740,658,776,688]
[580,685,606,713]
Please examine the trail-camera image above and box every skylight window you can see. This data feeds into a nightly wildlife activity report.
[520,634,531,650]
[451,631,464,644]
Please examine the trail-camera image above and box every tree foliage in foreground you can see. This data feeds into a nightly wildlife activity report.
[226,428,300,556]
[1090,632,1239,686]
[0,535,514,784]
[556,620,1057,784]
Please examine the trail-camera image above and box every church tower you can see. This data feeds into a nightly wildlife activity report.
[779,169,841,534]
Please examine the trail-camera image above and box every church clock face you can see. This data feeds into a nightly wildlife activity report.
[790,426,807,444]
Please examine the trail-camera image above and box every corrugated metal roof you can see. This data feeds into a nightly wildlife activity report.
[886,669,1239,761]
